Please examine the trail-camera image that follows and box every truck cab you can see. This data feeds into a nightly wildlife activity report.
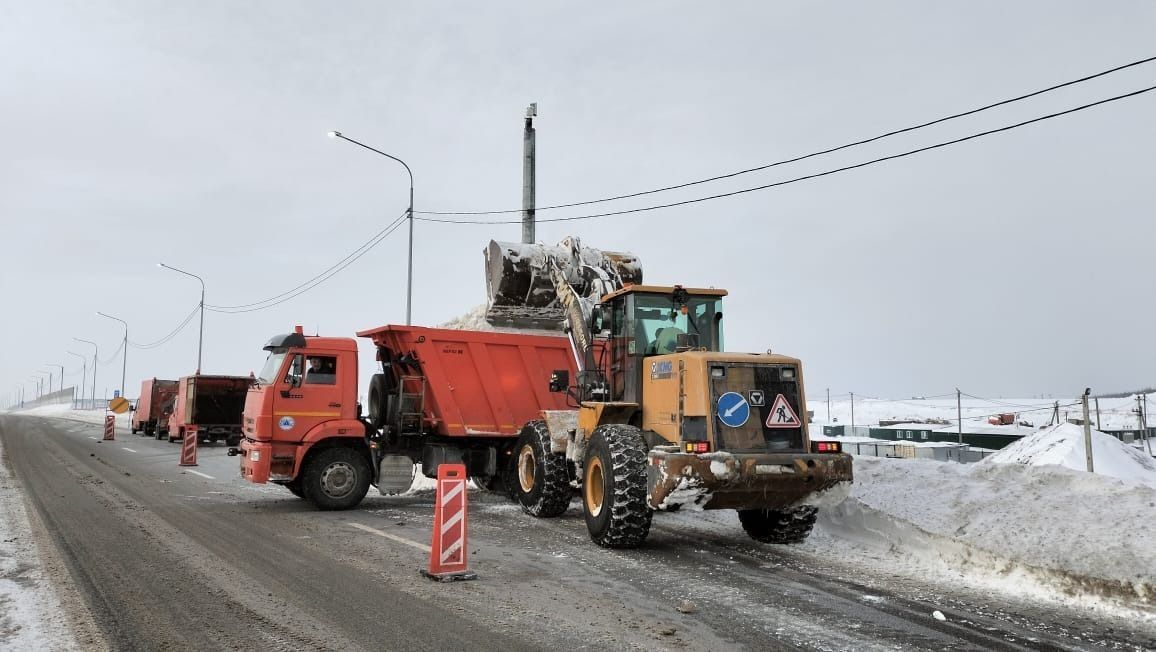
[238,327,371,508]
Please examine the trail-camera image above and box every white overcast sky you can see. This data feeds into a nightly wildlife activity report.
[2,1,1154,404]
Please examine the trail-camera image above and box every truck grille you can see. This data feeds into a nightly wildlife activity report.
[710,363,804,452]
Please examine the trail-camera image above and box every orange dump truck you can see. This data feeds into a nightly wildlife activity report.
[167,374,251,446]
[131,378,178,437]
[233,325,578,509]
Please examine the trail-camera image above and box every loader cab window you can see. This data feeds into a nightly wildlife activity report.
[305,356,337,385]
[633,293,723,355]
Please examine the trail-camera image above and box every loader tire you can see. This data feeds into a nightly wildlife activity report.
[737,506,817,544]
[582,424,653,548]
[367,374,389,429]
[513,420,571,518]
[302,447,371,511]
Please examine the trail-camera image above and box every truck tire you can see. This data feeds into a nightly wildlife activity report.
[737,506,818,544]
[130,423,138,435]
[155,428,166,441]
[582,424,653,548]
[513,420,571,518]
[367,374,389,429]
[302,447,371,510]
[284,479,305,499]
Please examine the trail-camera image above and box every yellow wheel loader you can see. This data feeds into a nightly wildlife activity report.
[485,237,853,548]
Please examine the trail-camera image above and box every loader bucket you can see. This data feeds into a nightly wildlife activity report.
[484,238,642,330]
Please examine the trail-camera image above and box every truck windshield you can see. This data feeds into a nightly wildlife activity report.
[634,294,723,354]
[258,349,288,385]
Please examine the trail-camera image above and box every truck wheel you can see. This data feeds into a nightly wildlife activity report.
[367,374,389,429]
[130,424,138,435]
[513,420,570,518]
[302,448,371,510]
[284,479,305,499]
[582,424,653,548]
[155,428,166,441]
[737,506,818,544]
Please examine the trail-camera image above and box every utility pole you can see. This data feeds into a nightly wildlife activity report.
[826,387,830,423]
[1138,394,1152,456]
[1094,397,1101,430]
[956,388,962,444]
[1081,389,1094,473]
[1146,394,1153,455]
[849,392,855,430]
[522,102,538,245]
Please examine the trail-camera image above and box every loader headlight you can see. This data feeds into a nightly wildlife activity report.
[781,367,796,379]
[710,367,725,378]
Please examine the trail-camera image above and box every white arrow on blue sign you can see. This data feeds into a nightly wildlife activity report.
[716,391,750,428]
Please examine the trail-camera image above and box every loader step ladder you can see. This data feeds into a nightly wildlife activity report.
[398,375,426,432]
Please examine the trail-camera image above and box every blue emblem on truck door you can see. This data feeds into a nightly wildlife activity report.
[716,392,750,428]
[278,416,295,431]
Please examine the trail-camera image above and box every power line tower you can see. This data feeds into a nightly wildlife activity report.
[522,103,538,244]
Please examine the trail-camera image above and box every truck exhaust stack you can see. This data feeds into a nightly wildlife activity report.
[484,237,643,330]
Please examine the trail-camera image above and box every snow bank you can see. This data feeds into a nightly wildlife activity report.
[0,438,80,649]
[14,404,126,427]
[986,423,1156,489]
[818,456,1156,610]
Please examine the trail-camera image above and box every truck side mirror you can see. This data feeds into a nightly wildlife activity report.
[549,370,570,393]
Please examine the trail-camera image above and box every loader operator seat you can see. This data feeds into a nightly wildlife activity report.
[653,326,684,355]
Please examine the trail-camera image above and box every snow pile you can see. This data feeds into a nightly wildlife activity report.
[0,439,80,649]
[13,403,126,426]
[986,423,1156,489]
[818,456,1156,609]
[439,305,494,331]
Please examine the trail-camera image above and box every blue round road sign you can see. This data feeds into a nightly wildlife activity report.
[717,392,750,428]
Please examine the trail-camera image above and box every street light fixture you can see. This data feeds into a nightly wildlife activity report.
[96,312,128,398]
[74,338,98,409]
[67,351,87,406]
[158,262,205,373]
[328,130,415,325]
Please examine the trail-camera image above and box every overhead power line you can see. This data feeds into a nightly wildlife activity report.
[207,211,409,314]
[96,340,125,366]
[129,304,201,350]
[416,84,1156,226]
[416,55,1156,217]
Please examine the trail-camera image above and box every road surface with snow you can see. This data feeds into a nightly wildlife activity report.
[1,412,1153,651]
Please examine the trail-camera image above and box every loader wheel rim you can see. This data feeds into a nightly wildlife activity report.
[320,462,357,498]
[517,444,537,493]
[585,456,605,518]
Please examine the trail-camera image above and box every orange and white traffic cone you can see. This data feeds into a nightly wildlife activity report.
[178,427,198,467]
[421,463,477,582]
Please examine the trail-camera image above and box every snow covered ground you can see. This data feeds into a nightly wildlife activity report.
[0,432,80,649]
[815,452,1155,619]
[989,422,1156,488]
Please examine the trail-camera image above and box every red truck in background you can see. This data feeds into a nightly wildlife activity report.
[234,325,578,508]
[167,374,251,446]
[131,378,178,438]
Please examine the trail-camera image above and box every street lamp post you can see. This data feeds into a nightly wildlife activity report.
[328,130,415,325]
[74,338,98,409]
[68,351,87,406]
[96,312,128,398]
[158,263,205,373]
[46,364,64,394]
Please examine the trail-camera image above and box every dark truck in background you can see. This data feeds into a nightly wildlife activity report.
[131,378,178,438]
[167,374,251,446]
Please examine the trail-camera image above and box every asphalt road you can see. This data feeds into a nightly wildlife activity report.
[2,414,1152,651]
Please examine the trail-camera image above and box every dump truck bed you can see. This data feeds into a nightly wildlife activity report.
[356,325,579,438]
[173,375,251,428]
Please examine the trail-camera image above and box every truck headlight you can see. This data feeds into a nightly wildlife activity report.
[250,451,260,462]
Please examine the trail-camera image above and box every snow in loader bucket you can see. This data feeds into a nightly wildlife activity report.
[484,237,642,330]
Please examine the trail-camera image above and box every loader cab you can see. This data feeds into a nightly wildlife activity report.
[601,285,726,403]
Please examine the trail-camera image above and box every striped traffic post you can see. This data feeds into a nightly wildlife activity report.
[421,463,477,582]
[178,427,198,466]
[102,414,116,441]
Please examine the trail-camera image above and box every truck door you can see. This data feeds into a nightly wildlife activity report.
[274,352,344,442]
